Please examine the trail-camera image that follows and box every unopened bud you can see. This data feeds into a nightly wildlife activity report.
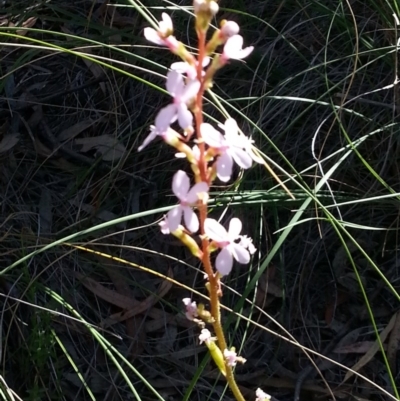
[220,20,239,38]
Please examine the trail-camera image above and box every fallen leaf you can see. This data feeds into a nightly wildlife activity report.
[387,310,400,373]
[334,341,386,354]
[79,48,106,93]
[0,134,20,153]
[75,135,126,161]
[58,119,96,141]
[17,17,37,36]
[101,267,173,327]
[343,312,397,382]
[74,271,137,309]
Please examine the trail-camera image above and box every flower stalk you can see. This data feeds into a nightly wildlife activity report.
[139,3,270,401]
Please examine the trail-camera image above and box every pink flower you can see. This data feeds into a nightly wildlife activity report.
[255,388,271,401]
[199,328,213,345]
[144,13,179,51]
[201,119,252,182]
[138,125,180,151]
[170,57,210,80]
[182,298,198,320]
[204,217,255,276]
[223,349,238,366]
[222,35,253,61]
[167,170,208,232]
[155,70,200,131]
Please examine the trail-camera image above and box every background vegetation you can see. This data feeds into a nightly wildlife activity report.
[0,1,399,400]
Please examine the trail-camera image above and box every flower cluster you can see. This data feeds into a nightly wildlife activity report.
[139,13,260,276]
[140,4,269,401]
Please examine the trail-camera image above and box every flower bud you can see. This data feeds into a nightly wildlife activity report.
[220,20,240,38]
[171,227,202,258]
[194,0,219,33]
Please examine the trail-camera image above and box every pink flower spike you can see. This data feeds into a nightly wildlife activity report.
[182,298,198,320]
[222,34,254,61]
[204,217,252,276]
[255,388,271,401]
[144,13,173,45]
[223,349,238,366]
[167,170,208,232]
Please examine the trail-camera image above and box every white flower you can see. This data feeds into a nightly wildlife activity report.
[144,13,174,45]
[201,119,252,182]
[167,170,208,232]
[223,349,238,366]
[222,34,254,61]
[182,298,198,320]
[204,217,253,276]
[155,70,200,132]
[255,388,271,401]
[199,328,212,345]
[138,125,180,151]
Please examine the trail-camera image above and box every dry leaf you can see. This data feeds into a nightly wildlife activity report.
[343,312,397,382]
[101,267,173,327]
[58,119,96,141]
[79,48,106,93]
[387,310,400,373]
[0,134,20,153]
[75,271,137,309]
[75,135,126,161]
[17,17,37,36]
[39,188,52,234]
[334,341,386,354]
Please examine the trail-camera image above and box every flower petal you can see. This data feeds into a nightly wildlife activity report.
[183,206,199,232]
[181,79,201,103]
[155,104,177,131]
[172,170,190,200]
[166,70,184,97]
[204,218,228,242]
[186,182,209,203]
[167,206,183,231]
[144,28,163,45]
[201,123,224,148]
[223,35,253,60]
[237,46,254,59]
[228,217,242,238]
[223,118,238,135]
[223,34,243,58]
[216,152,233,182]
[138,126,158,151]
[229,243,250,264]
[177,104,193,129]
[160,13,173,33]
[216,248,233,276]
[229,147,252,169]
